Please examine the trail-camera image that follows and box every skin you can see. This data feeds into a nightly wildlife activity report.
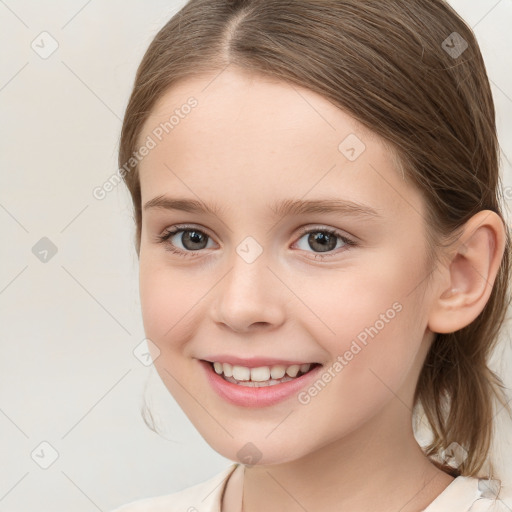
[136,67,506,512]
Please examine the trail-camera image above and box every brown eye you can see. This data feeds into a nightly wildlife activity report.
[157,226,215,257]
[174,229,209,250]
[305,231,338,252]
[294,227,356,259]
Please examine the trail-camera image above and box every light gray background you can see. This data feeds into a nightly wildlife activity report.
[0,1,511,511]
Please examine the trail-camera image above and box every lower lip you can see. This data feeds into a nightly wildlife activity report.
[199,360,323,408]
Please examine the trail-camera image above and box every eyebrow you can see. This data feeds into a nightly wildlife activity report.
[143,195,382,220]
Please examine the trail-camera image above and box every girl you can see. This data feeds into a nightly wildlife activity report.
[112,0,511,510]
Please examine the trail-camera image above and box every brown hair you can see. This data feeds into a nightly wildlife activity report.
[119,0,511,478]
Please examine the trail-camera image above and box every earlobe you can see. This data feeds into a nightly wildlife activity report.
[427,210,506,334]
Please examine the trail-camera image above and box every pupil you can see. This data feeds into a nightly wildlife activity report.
[309,232,336,252]
[184,230,207,249]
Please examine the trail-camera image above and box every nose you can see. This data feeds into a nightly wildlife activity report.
[210,246,287,333]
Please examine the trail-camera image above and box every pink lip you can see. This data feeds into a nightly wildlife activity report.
[198,359,323,408]
[201,355,319,368]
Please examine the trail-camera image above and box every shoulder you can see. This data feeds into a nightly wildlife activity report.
[424,476,512,512]
[109,463,239,512]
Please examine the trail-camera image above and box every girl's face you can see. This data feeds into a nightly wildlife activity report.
[137,68,440,465]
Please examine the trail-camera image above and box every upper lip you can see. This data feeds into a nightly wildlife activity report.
[200,355,321,368]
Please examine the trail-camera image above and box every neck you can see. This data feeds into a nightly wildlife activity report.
[239,403,454,512]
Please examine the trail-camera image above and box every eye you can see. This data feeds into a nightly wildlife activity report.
[156,224,357,259]
[293,226,357,259]
[156,225,215,258]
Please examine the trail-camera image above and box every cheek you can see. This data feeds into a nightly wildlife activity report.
[138,260,204,398]
[299,251,427,398]
[138,255,221,365]
[301,256,419,346]
[296,292,422,437]
[139,261,169,337]
[139,258,192,348]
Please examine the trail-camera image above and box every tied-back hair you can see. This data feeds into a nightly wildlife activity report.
[119,0,512,478]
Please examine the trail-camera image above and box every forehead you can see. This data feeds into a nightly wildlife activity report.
[137,67,423,222]
[141,67,379,151]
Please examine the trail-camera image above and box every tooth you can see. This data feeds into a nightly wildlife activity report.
[300,363,311,373]
[270,365,286,379]
[222,362,233,377]
[215,361,314,381]
[250,366,271,382]
[232,365,251,381]
[286,364,300,377]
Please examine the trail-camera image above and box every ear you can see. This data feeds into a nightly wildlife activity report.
[427,210,507,334]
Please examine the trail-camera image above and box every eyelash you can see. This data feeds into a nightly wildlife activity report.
[155,224,357,260]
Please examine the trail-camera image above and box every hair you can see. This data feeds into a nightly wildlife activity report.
[119,0,512,478]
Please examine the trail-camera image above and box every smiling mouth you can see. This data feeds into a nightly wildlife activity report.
[204,360,322,387]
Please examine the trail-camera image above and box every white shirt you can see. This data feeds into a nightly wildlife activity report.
[110,463,512,512]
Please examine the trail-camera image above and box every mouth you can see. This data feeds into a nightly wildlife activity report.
[201,359,323,387]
